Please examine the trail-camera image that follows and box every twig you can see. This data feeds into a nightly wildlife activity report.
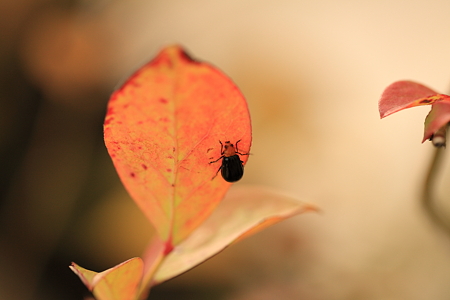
[422,145,450,234]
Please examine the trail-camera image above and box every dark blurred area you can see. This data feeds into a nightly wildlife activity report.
[4,1,450,299]
[0,1,125,299]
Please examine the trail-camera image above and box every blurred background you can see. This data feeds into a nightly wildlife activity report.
[2,0,450,299]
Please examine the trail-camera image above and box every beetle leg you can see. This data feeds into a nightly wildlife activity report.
[209,155,224,164]
[236,151,249,156]
[211,165,222,180]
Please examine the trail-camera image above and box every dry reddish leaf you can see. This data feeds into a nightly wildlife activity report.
[379,80,444,118]
[70,258,143,300]
[423,101,450,142]
[104,46,252,247]
[379,80,450,146]
[151,185,316,284]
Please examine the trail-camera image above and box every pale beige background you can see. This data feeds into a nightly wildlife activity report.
[4,0,450,299]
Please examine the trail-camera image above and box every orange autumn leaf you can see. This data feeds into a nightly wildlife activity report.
[104,46,252,247]
[70,258,143,300]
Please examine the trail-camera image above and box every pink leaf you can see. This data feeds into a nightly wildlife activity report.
[423,101,450,142]
[379,80,442,118]
[151,185,317,284]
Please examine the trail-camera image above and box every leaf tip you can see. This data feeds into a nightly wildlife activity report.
[177,46,199,63]
[151,45,200,70]
[379,109,388,119]
[69,261,81,274]
[301,203,321,214]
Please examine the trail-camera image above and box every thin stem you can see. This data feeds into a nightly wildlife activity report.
[422,146,450,234]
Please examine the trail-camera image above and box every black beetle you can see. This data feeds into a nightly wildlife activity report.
[209,140,249,182]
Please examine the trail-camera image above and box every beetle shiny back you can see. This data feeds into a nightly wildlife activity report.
[209,140,248,182]
[220,155,244,182]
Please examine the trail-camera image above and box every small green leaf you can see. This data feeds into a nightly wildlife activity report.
[70,258,143,300]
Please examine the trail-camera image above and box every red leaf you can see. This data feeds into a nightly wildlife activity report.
[423,101,450,142]
[104,45,252,246]
[378,80,443,118]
